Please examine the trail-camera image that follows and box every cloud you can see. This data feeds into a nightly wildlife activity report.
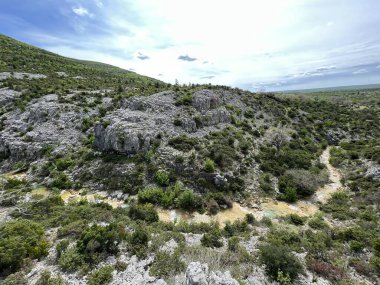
[137,52,150,60]
[72,6,92,17]
[178,55,197,62]
[352,68,368,74]
[94,0,103,8]
[376,65,380,69]
[4,0,380,91]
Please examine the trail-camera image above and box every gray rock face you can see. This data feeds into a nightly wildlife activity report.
[193,90,222,113]
[0,94,84,162]
[185,262,239,285]
[94,90,231,155]
[0,72,47,80]
[0,87,21,108]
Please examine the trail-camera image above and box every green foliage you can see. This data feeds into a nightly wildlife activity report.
[259,243,303,281]
[58,247,84,272]
[228,236,240,251]
[0,219,48,274]
[177,190,202,210]
[149,251,185,279]
[51,173,73,189]
[55,158,73,171]
[128,203,159,223]
[87,266,114,285]
[36,270,65,285]
[77,223,125,264]
[201,229,223,248]
[128,227,149,258]
[168,135,198,151]
[154,169,170,186]
[204,158,215,173]
[286,214,306,226]
[308,216,329,230]
[2,272,28,285]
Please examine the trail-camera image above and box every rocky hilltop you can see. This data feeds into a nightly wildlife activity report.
[0,35,379,285]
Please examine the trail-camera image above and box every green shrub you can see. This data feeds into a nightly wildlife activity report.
[2,272,28,285]
[350,240,365,253]
[0,219,49,274]
[286,214,306,226]
[128,227,149,258]
[58,247,84,272]
[87,266,114,285]
[36,270,65,285]
[204,159,215,173]
[201,229,223,248]
[155,170,170,187]
[77,223,124,263]
[55,158,73,171]
[56,239,70,259]
[245,213,256,225]
[138,187,164,205]
[373,238,380,256]
[168,135,198,151]
[128,203,159,223]
[228,236,240,251]
[308,216,329,230]
[259,243,303,281]
[149,251,185,279]
[177,190,201,210]
[51,173,72,189]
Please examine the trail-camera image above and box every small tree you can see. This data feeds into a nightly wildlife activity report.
[204,159,215,173]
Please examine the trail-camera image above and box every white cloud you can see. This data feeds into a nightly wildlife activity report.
[94,0,103,8]
[352,69,368,74]
[41,0,380,89]
[72,6,92,17]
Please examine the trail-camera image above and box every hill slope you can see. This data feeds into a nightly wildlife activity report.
[0,35,379,285]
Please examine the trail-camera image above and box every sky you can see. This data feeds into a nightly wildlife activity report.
[1,0,380,91]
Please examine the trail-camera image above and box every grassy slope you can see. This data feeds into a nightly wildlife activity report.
[0,34,161,84]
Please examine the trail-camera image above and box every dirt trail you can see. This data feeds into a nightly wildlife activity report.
[158,147,343,224]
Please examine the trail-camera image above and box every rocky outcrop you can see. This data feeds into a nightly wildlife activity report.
[0,88,20,108]
[0,72,47,80]
[94,90,232,155]
[185,262,239,285]
[0,94,84,162]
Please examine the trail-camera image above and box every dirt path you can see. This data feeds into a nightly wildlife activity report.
[158,147,343,224]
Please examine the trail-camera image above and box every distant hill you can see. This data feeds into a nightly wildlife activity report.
[0,34,162,85]
[280,83,380,93]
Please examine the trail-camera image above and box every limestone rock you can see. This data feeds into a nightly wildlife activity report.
[185,262,239,285]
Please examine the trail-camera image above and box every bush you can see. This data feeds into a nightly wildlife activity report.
[350,240,365,253]
[58,247,84,272]
[308,216,328,230]
[228,236,240,251]
[77,223,125,264]
[87,266,114,285]
[245,213,256,225]
[149,251,185,279]
[36,270,65,285]
[128,227,149,257]
[286,214,306,226]
[204,159,215,173]
[51,173,72,189]
[2,272,28,285]
[259,243,303,281]
[55,158,73,171]
[168,135,198,151]
[306,257,344,281]
[201,229,223,248]
[155,170,170,186]
[177,190,201,210]
[128,203,159,223]
[0,219,49,274]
